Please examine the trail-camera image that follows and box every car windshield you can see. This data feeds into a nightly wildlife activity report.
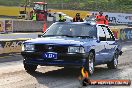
[43,23,97,38]
[34,4,43,10]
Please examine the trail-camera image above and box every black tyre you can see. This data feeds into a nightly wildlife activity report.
[85,52,95,75]
[107,50,119,69]
[24,62,37,73]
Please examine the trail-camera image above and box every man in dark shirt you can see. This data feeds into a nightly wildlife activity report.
[73,13,83,22]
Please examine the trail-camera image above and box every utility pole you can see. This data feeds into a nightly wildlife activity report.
[24,0,28,13]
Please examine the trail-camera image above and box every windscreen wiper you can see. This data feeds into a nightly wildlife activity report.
[54,35,74,38]
[42,35,73,37]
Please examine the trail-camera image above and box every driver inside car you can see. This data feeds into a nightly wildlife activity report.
[57,26,72,36]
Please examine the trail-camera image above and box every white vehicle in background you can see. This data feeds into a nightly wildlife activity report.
[47,12,73,22]
[64,16,73,22]
[54,12,66,22]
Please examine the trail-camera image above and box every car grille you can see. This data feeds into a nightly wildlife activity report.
[35,44,68,53]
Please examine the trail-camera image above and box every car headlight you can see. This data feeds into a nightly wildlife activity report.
[22,44,35,51]
[68,46,85,53]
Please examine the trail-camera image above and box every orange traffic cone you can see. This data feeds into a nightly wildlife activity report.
[43,21,47,33]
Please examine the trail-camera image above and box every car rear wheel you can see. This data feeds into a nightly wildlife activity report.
[23,62,37,73]
[107,50,119,69]
[85,52,95,75]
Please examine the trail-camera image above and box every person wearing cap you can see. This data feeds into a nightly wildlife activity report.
[105,15,109,27]
[73,13,83,22]
[96,11,106,24]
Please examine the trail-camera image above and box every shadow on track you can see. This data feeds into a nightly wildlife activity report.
[27,66,122,87]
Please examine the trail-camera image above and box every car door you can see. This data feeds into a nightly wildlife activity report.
[95,25,108,64]
[101,26,112,60]
[104,27,116,61]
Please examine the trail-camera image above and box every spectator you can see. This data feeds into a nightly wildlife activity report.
[53,12,56,22]
[84,13,96,22]
[58,14,65,22]
[105,15,109,27]
[84,14,90,21]
[95,13,98,16]
[90,13,95,18]
[96,11,106,24]
[73,13,83,22]
[32,10,37,21]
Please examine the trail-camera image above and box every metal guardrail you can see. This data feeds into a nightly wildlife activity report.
[13,21,53,32]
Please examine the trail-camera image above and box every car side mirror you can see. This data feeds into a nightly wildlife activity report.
[38,34,43,38]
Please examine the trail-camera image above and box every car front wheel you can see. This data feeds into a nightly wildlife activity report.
[107,50,119,69]
[85,52,95,75]
[23,62,37,73]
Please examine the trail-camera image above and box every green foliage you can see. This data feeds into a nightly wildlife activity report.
[0,0,131,12]
[79,3,85,8]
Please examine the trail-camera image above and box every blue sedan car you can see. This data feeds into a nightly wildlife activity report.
[21,22,122,75]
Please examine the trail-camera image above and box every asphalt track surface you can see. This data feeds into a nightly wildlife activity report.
[0,39,132,88]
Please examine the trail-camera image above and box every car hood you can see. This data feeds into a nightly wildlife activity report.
[24,37,94,46]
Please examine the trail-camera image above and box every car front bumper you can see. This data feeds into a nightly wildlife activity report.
[21,51,88,67]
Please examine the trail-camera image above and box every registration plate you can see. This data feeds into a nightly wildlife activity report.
[43,52,57,59]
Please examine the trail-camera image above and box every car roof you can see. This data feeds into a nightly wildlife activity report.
[55,22,96,26]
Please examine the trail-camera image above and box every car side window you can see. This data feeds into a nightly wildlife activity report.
[97,26,106,41]
[107,28,115,41]
[102,26,111,41]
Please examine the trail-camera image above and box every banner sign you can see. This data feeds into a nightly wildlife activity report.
[90,12,132,24]
[111,28,120,39]
[0,20,5,33]
[0,39,27,54]
[120,28,132,41]
[0,43,3,54]
[5,20,13,32]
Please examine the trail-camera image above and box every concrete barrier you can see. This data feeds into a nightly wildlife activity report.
[1,20,129,33]
[13,20,53,32]
[0,20,53,33]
